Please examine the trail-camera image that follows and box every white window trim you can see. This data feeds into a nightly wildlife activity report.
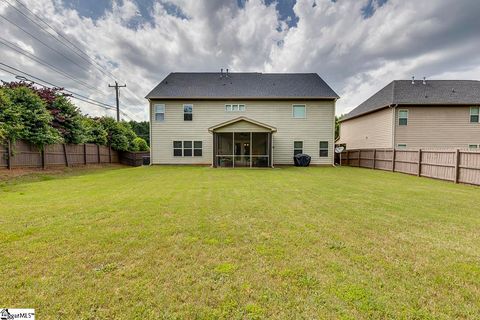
[470,106,479,123]
[173,140,203,157]
[225,104,246,112]
[319,141,329,157]
[294,140,304,155]
[154,104,165,122]
[183,104,193,121]
[398,109,408,125]
[292,104,306,119]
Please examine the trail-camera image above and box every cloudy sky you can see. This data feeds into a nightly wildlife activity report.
[1,0,480,121]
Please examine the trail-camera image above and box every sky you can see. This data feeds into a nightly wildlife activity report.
[1,0,480,121]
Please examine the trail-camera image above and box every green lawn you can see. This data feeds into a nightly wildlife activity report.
[1,166,479,319]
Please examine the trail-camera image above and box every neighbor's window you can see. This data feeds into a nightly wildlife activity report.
[294,141,303,155]
[470,107,479,123]
[154,104,165,121]
[397,144,407,149]
[225,104,245,112]
[469,144,478,149]
[398,109,408,125]
[184,104,193,121]
[173,141,182,156]
[292,105,306,119]
[173,141,202,157]
[319,141,329,157]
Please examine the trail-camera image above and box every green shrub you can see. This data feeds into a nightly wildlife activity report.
[82,117,108,145]
[98,117,137,151]
[49,95,86,144]
[131,137,149,152]
[0,88,24,143]
[3,86,61,148]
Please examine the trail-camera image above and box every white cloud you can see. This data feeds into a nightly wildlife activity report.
[1,0,479,120]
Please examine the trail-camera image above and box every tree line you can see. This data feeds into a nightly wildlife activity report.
[0,81,149,152]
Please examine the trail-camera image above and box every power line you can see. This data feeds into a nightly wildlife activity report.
[9,0,121,82]
[0,12,97,77]
[0,37,106,95]
[4,0,147,105]
[0,63,134,120]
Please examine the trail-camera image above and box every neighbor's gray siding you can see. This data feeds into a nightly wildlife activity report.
[394,106,480,149]
[339,107,394,149]
[149,100,335,165]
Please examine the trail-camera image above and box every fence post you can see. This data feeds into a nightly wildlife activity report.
[109,146,112,163]
[6,140,12,170]
[84,144,87,165]
[358,150,361,167]
[346,150,349,166]
[372,149,376,169]
[417,149,422,177]
[63,144,69,167]
[97,145,101,164]
[391,149,396,172]
[454,149,460,183]
[41,148,46,170]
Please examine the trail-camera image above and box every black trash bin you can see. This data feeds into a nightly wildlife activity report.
[294,154,311,167]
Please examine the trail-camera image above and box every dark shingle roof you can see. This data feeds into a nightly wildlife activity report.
[342,80,480,121]
[145,72,339,99]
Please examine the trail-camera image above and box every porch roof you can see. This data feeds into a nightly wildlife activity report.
[208,117,277,133]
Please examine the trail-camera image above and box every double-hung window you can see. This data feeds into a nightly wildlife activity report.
[470,107,479,123]
[184,104,193,121]
[319,141,329,157]
[398,109,408,125]
[154,104,165,121]
[294,141,303,155]
[173,141,203,157]
[292,105,306,119]
[469,144,478,149]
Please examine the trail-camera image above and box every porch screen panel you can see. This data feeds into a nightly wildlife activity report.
[216,133,234,167]
[252,132,269,167]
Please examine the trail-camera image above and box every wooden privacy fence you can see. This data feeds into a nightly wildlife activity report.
[341,148,480,186]
[119,151,150,167]
[1,140,119,169]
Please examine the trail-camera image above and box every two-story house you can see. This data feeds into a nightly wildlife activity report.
[338,79,480,150]
[146,72,339,167]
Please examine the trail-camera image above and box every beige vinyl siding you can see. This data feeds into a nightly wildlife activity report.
[150,100,335,165]
[339,108,393,149]
[395,106,480,149]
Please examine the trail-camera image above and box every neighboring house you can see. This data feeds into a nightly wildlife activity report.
[146,72,339,167]
[338,79,480,150]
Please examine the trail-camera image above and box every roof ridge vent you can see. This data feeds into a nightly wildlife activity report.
[411,76,415,85]
[423,77,426,85]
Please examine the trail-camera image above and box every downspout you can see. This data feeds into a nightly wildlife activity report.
[332,97,337,167]
[390,104,398,149]
[149,99,153,165]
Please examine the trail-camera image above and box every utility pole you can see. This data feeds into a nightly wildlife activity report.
[109,81,126,121]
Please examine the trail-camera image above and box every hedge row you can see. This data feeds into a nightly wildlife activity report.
[0,82,148,152]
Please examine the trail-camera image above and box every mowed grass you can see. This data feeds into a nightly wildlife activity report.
[1,166,479,319]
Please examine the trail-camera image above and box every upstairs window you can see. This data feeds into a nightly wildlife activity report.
[398,109,408,125]
[397,144,407,149]
[184,104,193,121]
[292,105,306,119]
[319,141,329,157]
[470,107,479,123]
[294,141,303,155]
[154,104,165,121]
[225,104,245,112]
[469,144,478,149]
